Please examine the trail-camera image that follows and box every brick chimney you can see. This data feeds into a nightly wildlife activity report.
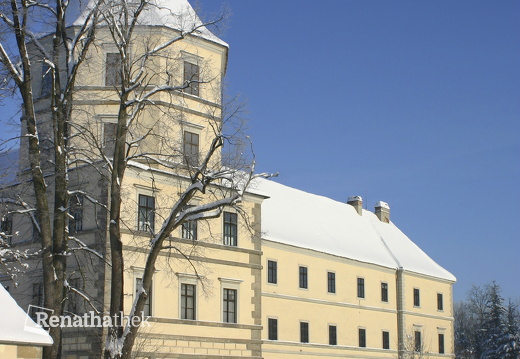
[375,201,390,223]
[347,196,363,216]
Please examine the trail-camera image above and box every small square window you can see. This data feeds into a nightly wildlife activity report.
[268,318,278,340]
[223,212,237,246]
[299,266,308,289]
[327,272,335,293]
[267,260,277,284]
[300,322,309,343]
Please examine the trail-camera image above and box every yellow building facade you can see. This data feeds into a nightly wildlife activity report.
[0,1,455,359]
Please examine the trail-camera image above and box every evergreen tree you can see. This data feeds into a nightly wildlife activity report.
[496,300,520,359]
[481,282,507,359]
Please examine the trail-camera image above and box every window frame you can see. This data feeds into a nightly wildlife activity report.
[381,282,388,302]
[329,324,337,345]
[223,212,238,246]
[300,321,309,343]
[382,330,390,350]
[413,288,421,307]
[414,330,422,352]
[69,193,84,233]
[41,62,52,97]
[183,61,200,96]
[327,271,336,294]
[299,266,308,289]
[267,260,277,284]
[137,194,155,233]
[268,318,278,340]
[105,52,122,87]
[180,283,196,320]
[222,288,237,324]
[438,333,445,354]
[1,213,13,245]
[358,328,367,348]
[437,293,444,311]
[357,277,365,299]
[135,276,152,317]
[183,131,200,167]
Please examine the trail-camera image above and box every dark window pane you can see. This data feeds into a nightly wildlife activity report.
[1,213,13,245]
[383,331,390,349]
[135,277,152,317]
[381,282,388,302]
[181,283,196,320]
[329,325,337,345]
[268,260,277,284]
[41,63,52,97]
[223,212,237,246]
[438,333,445,354]
[268,318,277,340]
[138,194,155,232]
[223,288,237,323]
[103,122,117,158]
[300,322,309,343]
[357,278,365,298]
[106,53,122,86]
[328,272,335,293]
[299,266,308,289]
[414,288,420,307]
[415,331,422,352]
[437,293,444,311]
[359,328,366,347]
[183,131,199,166]
[183,61,199,96]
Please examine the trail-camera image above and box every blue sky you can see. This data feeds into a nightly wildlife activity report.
[1,1,519,302]
[195,0,520,302]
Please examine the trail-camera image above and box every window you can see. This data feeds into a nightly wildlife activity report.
[183,131,199,166]
[414,331,422,352]
[105,53,122,86]
[181,206,197,240]
[414,288,420,307]
[1,213,13,245]
[268,318,278,340]
[30,282,44,321]
[41,62,52,97]
[135,277,152,317]
[359,328,366,347]
[69,194,83,233]
[329,325,337,345]
[223,212,237,246]
[357,278,365,298]
[437,293,444,311]
[438,333,445,354]
[103,122,117,157]
[180,283,196,320]
[267,260,277,284]
[381,282,388,302]
[300,322,309,343]
[222,288,237,323]
[67,278,82,314]
[382,331,390,349]
[138,194,155,232]
[327,272,336,293]
[183,61,199,96]
[299,266,308,289]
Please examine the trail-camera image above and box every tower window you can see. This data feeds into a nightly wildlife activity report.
[105,53,122,86]
[183,131,199,167]
[183,61,199,96]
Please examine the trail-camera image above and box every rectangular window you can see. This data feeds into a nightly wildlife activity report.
[105,53,122,86]
[1,213,13,245]
[67,278,81,314]
[414,331,422,352]
[138,194,155,232]
[438,333,445,354]
[181,207,197,240]
[180,283,196,320]
[381,282,388,302]
[135,277,152,317]
[299,266,308,289]
[359,328,366,347]
[357,278,365,298]
[327,272,336,293]
[183,61,199,96]
[41,62,52,97]
[103,122,117,157]
[223,288,237,323]
[329,325,337,345]
[268,318,278,340]
[223,212,237,246]
[382,331,390,349]
[267,260,277,284]
[183,131,199,166]
[300,322,309,343]
[437,293,444,311]
[414,288,420,307]
[30,282,44,321]
[69,194,83,233]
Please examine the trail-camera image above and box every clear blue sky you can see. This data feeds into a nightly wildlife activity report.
[196,0,520,302]
[1,1,519,302]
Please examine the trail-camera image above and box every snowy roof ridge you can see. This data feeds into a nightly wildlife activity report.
[256,178,456,282]
[0,285,53,346]
[72,0,228,48]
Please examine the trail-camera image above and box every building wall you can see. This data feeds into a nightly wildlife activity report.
[0,345,43,359]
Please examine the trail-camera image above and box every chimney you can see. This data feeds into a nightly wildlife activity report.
[347,196,363,215]
[375,201,390,223]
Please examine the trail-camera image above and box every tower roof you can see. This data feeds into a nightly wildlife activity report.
[72,0,228,48]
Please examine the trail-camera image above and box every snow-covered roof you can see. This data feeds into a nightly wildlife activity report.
[0,285,53,346]
[255,179,456,282]
[72,0,228,48]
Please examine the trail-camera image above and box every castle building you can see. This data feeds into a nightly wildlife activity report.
[0,1,455,358]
